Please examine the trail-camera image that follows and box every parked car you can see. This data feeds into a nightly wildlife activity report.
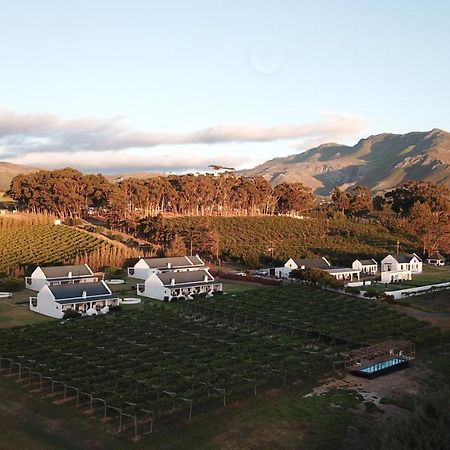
[235,271,247,276]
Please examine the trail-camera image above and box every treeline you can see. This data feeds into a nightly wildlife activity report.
[8,168,315,218]
[8,168,450,258]
[330,182,450,256]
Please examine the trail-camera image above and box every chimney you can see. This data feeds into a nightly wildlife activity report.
[167,262,172,269]
[68,271,72,278]
[170,278,175,286]
[82,290,87,299]
[204,275,208,282]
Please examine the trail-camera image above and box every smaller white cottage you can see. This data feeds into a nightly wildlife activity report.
[138,269,222,301]
[352,259,378,275]
[29,281,119,319]
[324,267,360,282]
[426,252,446,266]
[25,264,98,292]
[127,255,205,280]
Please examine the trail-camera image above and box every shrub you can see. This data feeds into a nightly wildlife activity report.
[363,289,378,298]
[0,276,23,291]
[109,305,122,313]
[63,308,82,319]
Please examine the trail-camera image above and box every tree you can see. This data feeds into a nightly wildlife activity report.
[274,183,316,215]
[166,234,187,257]
[331,187,350,214]
[348,186,373,216]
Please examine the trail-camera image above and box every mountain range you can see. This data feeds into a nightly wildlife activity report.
[1,128,449,195]
[241,128,450,195]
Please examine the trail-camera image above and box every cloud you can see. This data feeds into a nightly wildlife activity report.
[0,108,365,171]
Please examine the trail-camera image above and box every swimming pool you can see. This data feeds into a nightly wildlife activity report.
[353,357,409,378]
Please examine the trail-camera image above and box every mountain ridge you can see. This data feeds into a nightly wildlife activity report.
[241,128,450,195]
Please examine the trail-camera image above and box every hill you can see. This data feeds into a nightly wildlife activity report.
[241,129,450,195]
[0,162,39,191]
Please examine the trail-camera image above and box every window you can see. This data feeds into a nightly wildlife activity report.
[31,298,37,307]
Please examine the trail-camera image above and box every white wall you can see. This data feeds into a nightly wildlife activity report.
[25,267,47,291]
[29,285,64,319]
[388,282,450,299]
[141,273,166,300]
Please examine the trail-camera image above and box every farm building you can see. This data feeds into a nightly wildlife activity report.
[29,281,119,319]
[25,264,98,292]
[352,259,378,274]
[323,267,361,282]
[426,252,446,266]
[137,268,222,301]
[269,257,332,278]
[127,255,205,280]
[381,253,422,274]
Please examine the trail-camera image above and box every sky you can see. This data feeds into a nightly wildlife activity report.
[0,0,449,173]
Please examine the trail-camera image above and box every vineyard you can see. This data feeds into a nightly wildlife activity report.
[193,286,442,347]
[162,216,418,265]
[0,224,139,275]
[0,303,339,436]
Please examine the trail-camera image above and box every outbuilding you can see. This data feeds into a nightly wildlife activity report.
[352,259,378,275]
[426,252,446,266]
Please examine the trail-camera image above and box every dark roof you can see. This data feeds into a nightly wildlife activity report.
[393,253,422,263]
[142,255,204,269]
[156,269,214,286]
[359,259,378,265]
[48,281,111,301]
[428,252,445,260]
[293,258,331,269]
[40,264,93,279]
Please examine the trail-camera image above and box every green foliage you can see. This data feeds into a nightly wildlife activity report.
[200,286,441,346]
[62,309,82,320]
[157,216,416,266]
[0,276,22,291]
[0,303,336,426]
[0,224,105,274]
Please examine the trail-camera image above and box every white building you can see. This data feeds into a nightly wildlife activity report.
[137,269,222,301]
[29,281,119,319]
[381,253,422,274]
[324,267,361,282]
[352,259,378,275]
[270,257,331,278]
[127,255,205,280]
[25,264,98,292]
[426,252,445,266]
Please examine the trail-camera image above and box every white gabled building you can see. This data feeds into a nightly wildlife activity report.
[426,252,446,266]
[381,253,422,274]
[380,253,422,283]
[352,259,378,275]
[127,255,205,280]
[270,257,331,278]
[137,269,222,301]
[25,264,98,292]
[29,281,119,319]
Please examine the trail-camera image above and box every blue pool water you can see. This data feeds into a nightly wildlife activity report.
[360,358,405,374]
